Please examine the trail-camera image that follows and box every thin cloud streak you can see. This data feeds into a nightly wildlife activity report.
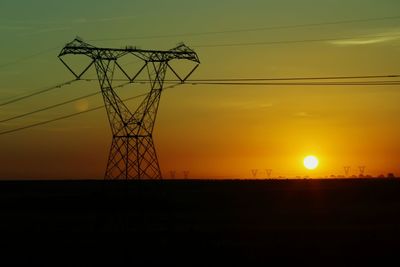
[331,36,400,46]
[293,111,319,118]
[330,29,400,46]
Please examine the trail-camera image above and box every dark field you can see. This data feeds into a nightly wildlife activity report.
[1,179,400,265]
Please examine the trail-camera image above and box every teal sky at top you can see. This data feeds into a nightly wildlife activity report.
[1,0,400,79]
[1,0,400,179]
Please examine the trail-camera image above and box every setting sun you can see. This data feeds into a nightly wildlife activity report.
[304,155,319,170]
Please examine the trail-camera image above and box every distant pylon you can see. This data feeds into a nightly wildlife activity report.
[183,170,190,179]
[59,38,200,179]
[170,170,176,179]
[359,166,366,175]
[344,166,351,177]
[265,169,272,178]
[251,169,258,179]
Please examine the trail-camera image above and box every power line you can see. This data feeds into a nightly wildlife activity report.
[86,74,400,83]
[184,74,400,82]
[0,82,131,123]
[0,104,104,136]
[1,74,399,125]
[0,84,180,136]
[193,33,400,48]
[90,15,400,42]
[133,75,400,84]
[1,78,398,135]
[0,79,77,107]
[0,91,100,123]
[48,73,400,84]
[2,15,399,71]
[188,81,400,86]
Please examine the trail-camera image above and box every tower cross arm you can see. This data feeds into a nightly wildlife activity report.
[59,38,200,64]
[131,43,200,63]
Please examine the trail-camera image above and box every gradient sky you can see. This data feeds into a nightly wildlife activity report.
[1,0,400,179]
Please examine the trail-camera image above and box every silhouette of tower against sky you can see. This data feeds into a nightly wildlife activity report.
[266,169,272,178]
[59,38,200,179]
[183,171,190,179]
[344,166,351,177]
[251,169,258,179]
[359,166,366,176]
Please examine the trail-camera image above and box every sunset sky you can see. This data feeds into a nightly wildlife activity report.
[1,0,400,179]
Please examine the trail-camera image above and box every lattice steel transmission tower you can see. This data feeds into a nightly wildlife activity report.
[59,38,200,179]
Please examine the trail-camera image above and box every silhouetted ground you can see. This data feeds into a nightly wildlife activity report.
[0,179,399,266]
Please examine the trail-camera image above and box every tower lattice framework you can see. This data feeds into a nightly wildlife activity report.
[59,38,200,179]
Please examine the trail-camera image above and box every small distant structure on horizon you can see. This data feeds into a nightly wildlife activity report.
[359,166,366,176]
[183,170,190,179]
[387,173,396,179]
[265,169,272,178]
[170,170,176,179]
[344,166,351,177]
[251,169,258,179]
[376,173,396,179]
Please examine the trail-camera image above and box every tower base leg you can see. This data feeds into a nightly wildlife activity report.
[104,136,162,180]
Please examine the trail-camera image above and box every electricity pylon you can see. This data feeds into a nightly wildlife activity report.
[59,38,200,179]
[359,166,366,175]
[344,166,351,177]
